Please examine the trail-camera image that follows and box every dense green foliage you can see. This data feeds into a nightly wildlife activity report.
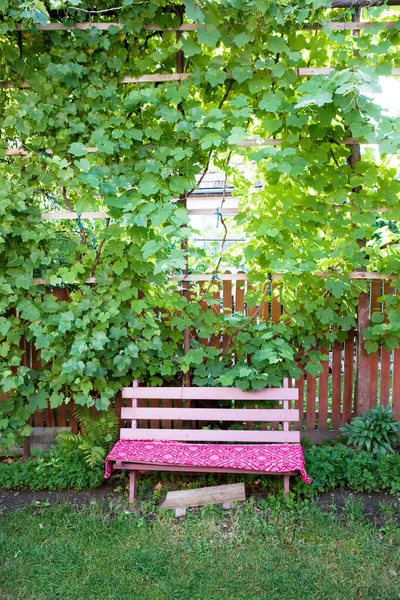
[57,406,119,466]
[1,503,399,600]
[1,439,398,496]
[0,446,104,490]
[295,442,400,496]
[340,405,400,455]
[1,1,400,444]
[133,442,400,498]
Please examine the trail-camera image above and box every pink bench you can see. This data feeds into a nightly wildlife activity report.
[105,380,311,504]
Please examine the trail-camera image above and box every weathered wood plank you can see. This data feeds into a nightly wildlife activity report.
[355,291,371,416]
[41,211,108,220]
[369,280,381,408]
[295,371,305,431]
[15,21,398,33]
[331,341,342,429]
[392,347,400,420]
[121,407,299,421]
[122,73,191,83]
[306,372,316,431]
[14,21,399,33]
[119,428,300,442]
[342,332,354,424]
[380,282,392,407]
[160,483,246,510]
[318,349,329,430]
[122,387,298,400]
[2,69,399,91]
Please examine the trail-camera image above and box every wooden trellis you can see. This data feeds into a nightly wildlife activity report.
[2,1,400,438]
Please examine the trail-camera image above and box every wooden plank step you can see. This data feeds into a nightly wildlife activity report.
[160,482,246,510]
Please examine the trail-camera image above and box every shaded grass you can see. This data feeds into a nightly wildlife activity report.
[0,502,399,600]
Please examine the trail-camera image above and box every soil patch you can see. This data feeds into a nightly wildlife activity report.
[1,481,398,523]
[0,481,121,513]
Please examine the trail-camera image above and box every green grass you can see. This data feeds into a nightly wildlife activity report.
[1,502,399,600]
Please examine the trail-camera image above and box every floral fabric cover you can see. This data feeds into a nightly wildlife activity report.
[104,440,312,483]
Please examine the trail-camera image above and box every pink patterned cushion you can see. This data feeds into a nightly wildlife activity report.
[105,440,311,483]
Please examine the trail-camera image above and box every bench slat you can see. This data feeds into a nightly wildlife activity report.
[122,387,298,400]
[121,407,299,422]
[119,428,300,443]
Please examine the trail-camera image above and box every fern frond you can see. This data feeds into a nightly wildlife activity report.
[78,439,106,467]
[73,405,93,438]
[58,405,119,465]
[56,431,84,450]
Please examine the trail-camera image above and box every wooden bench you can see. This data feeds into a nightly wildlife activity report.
[105,379,311,505]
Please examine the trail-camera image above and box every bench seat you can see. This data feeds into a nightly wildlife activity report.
[105,439,311,483]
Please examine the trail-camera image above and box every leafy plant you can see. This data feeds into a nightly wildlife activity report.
[0,0,400,444]
[340,406,400,456]
[0,447,104,490]
[293,442,400,498]
[57,406,119,467]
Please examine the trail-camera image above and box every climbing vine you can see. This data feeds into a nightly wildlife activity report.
[0,0,399,444]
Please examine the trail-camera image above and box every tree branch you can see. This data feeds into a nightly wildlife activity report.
[221,285,271,356]
[61,186,87,247]
[90,218,111,278]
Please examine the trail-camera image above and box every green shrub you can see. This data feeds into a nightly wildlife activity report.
[340,406,400,456]
[294,442,400,497]
[0,447,104,491]
[57,407,119,467]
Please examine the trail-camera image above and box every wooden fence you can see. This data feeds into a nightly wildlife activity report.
[23,274,400,440]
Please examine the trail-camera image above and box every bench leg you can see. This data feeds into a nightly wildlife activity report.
[129,471,136,505]
[284,474,290,498]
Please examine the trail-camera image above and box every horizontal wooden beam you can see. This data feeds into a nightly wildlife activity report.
[5,147,97,156]
[121,407,299,421]
[33,277,96,285]
[121,73,190,84]
[3,136,382,160]
[306,21,397,30]
[122,386,297,400]
[170,273,248,282]
[38,205,391,222]
[188,208,238,215]
[332,0,400,6]
[31,270,397,286]
[41,211,108,220]
[237,136,359,147]
[172,271,396,282]
[40,209,238,219]
[119,427,301,443]
[14,20,398,33]
[2,68,399,91]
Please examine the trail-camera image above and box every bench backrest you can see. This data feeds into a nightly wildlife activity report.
[120,379,300,444]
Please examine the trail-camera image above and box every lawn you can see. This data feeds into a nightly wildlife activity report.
[1,501,399,600]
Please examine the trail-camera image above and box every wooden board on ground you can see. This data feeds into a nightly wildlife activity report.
[160,482,246,511]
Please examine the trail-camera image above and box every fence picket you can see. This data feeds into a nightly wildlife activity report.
[210,282,221,350]
[306,372,316,431]
[271,282,280,323]
[393,347,400,419]
[318,349,329,429]
[57,403,67,427]
[222,275,232,352]
[295,370,305,431]
[68,400,78,434]
[331,341,342,429]
[369,280,381,408]
[380,282,392,407]
[115,392,123,428]
[343,331,354,424]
